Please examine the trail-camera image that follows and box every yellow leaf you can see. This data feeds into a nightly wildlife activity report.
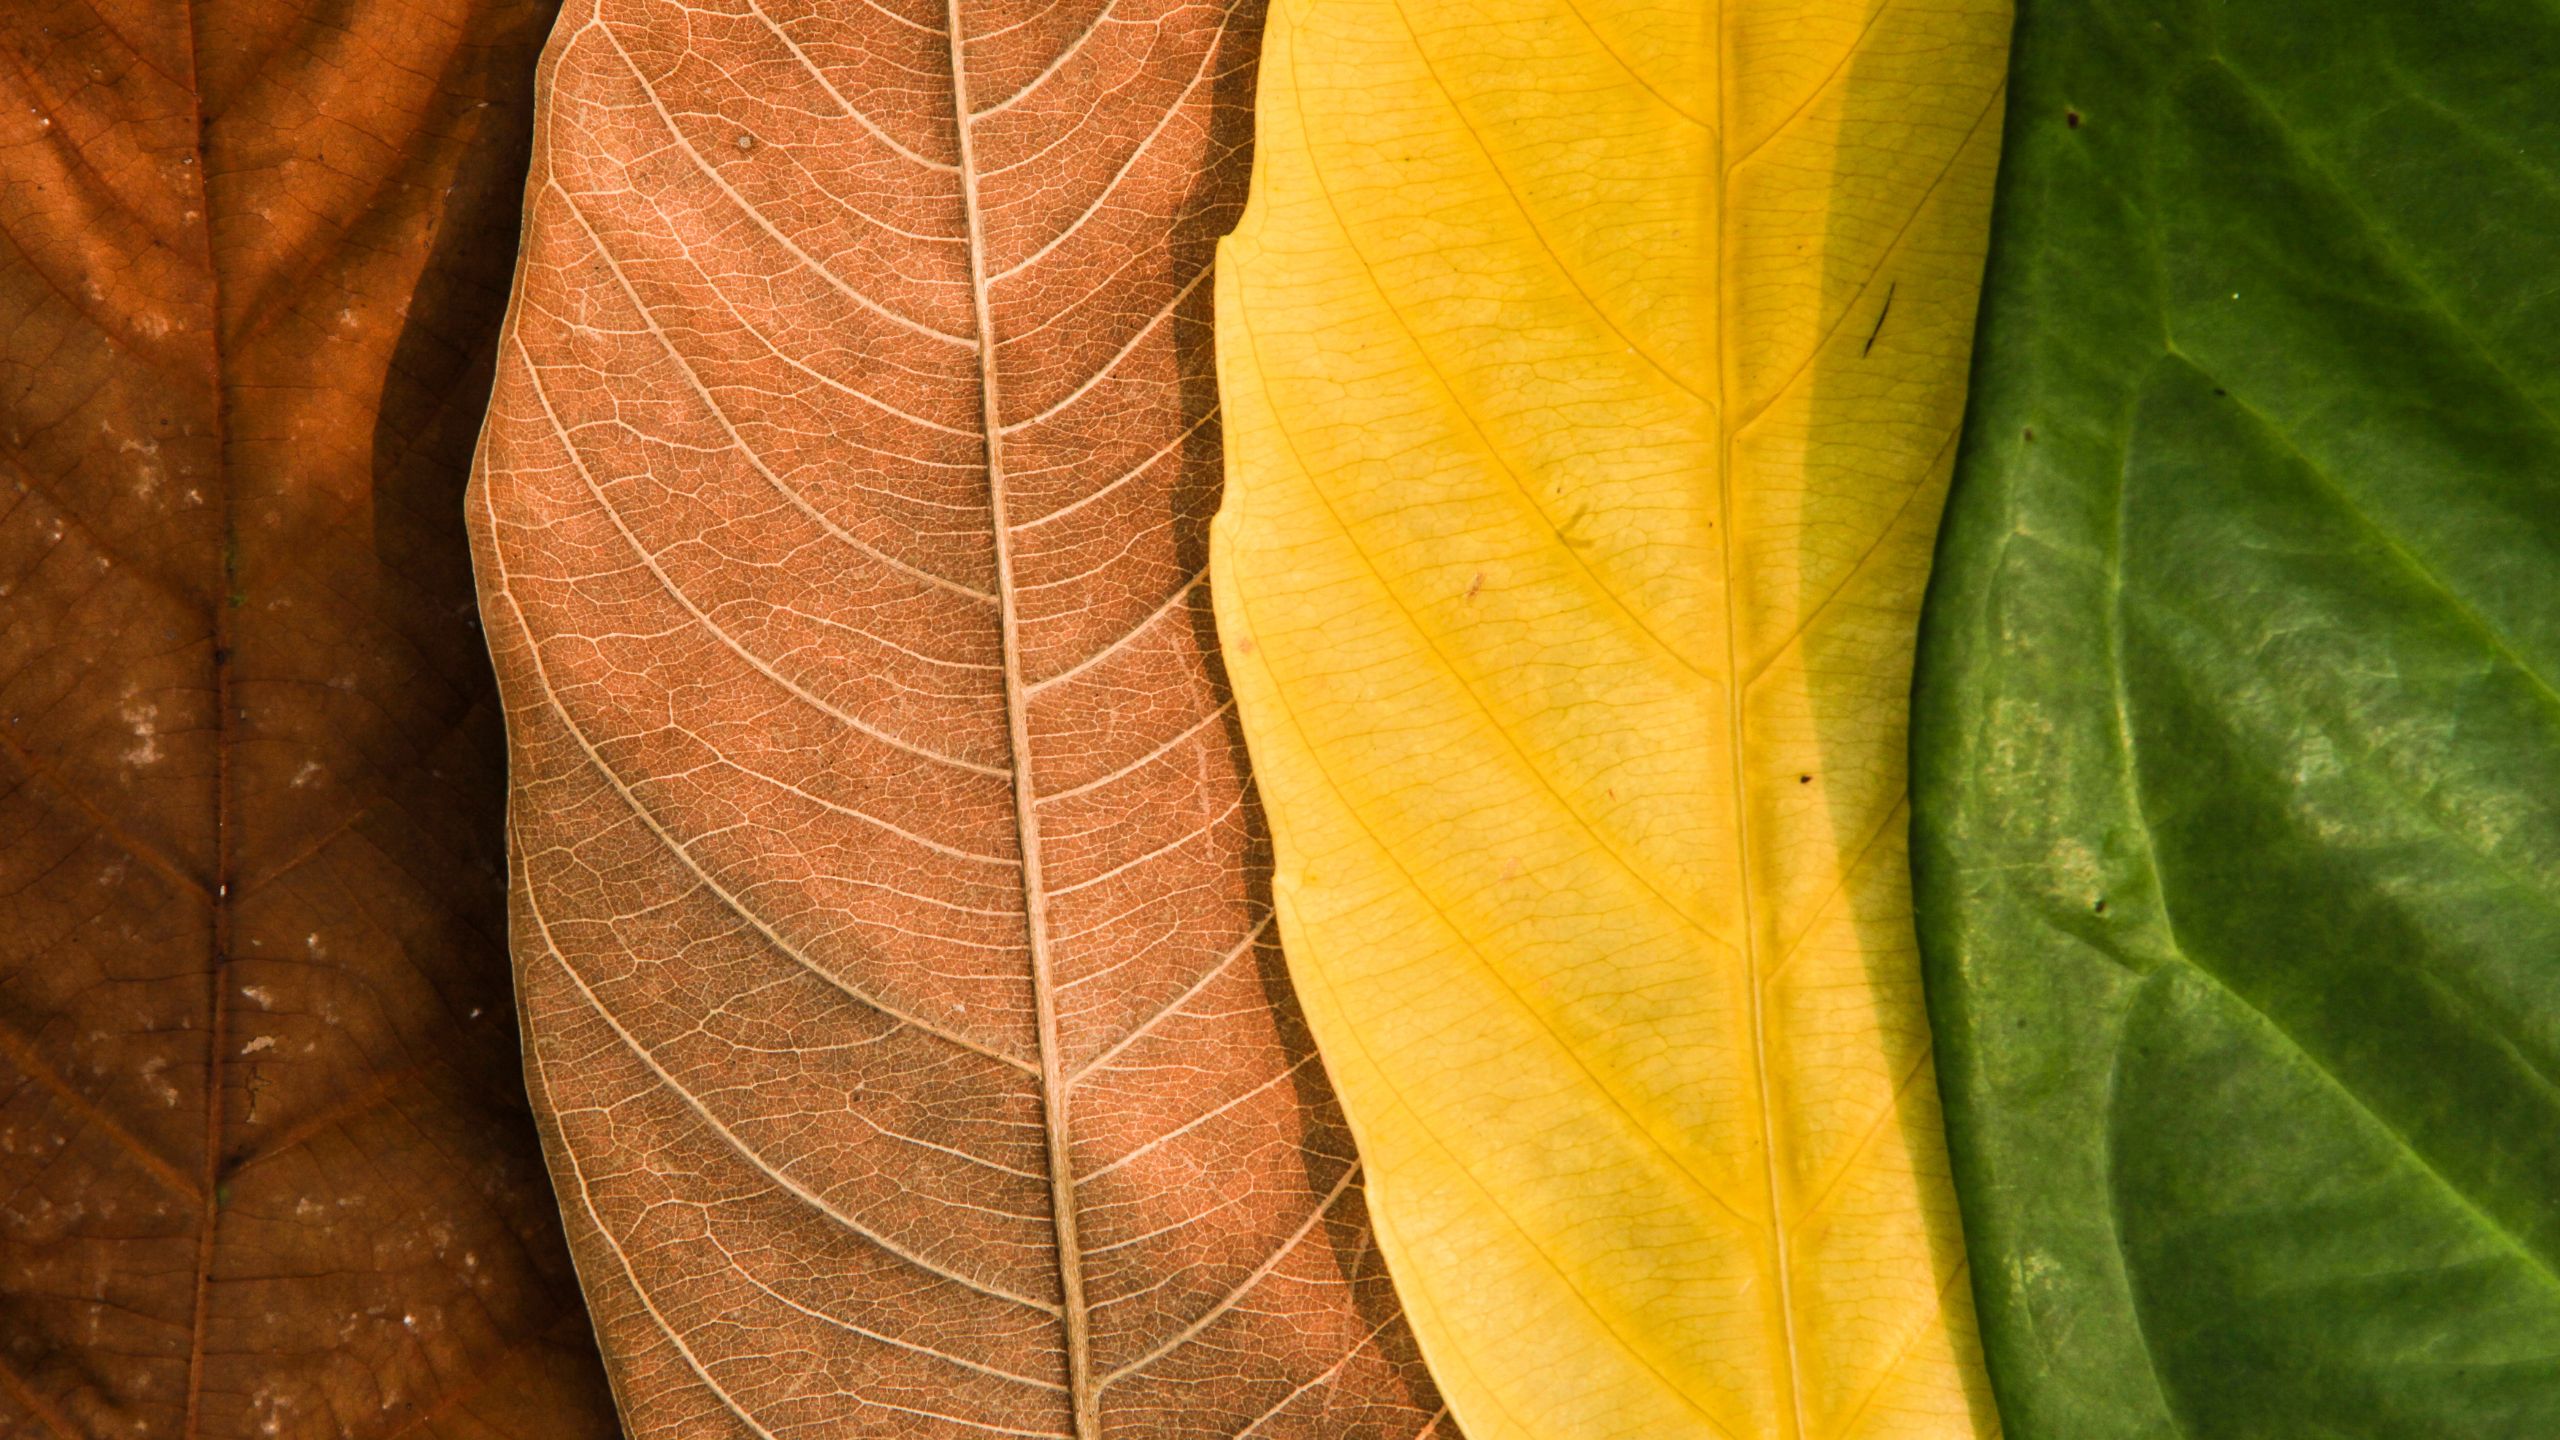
[1207,2,2011,1437]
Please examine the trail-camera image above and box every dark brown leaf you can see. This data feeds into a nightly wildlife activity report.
[467,0,1451,1435]
[0,1,620,1436]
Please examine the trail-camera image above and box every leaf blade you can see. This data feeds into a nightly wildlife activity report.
[1914,2,2560,1436]
[471,0,1452,1434]
[1210,1,2010,1436]
[0,0,619,1434]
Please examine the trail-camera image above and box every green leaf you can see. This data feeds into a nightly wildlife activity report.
[1912,2,2560,1437]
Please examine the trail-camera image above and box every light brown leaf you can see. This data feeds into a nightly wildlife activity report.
[467,1,1448,1436]
[0,1,620,1436]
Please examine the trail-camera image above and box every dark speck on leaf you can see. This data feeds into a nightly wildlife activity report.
[2093,898,2109,915]
[1862,282,1896,357]
[2022,427,2036,442]
[1798,774,1813,785]
[2066,109,2082,128]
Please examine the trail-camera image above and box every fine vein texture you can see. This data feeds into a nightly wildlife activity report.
[1912,3,2560,1437]
[0,1,621,1436]
[1209,1,2009,1436]
[467,0,1452,1435]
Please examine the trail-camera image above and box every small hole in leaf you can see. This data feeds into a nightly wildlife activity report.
[736,133,757,150]
[2066,109,2083,128]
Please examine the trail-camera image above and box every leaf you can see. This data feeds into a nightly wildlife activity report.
[1207,0,2010,1436]
[467,0,1451,1435]
[1911,3,2560,1437]
[0,1,617,1436]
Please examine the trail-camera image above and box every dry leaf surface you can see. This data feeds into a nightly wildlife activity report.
[0,1,620,1436]
[469,0,1448,1435]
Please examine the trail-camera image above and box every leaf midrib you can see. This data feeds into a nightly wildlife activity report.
[942,8,1101,1435]
[172,5,234,1435]
[1705,2,1813,1432]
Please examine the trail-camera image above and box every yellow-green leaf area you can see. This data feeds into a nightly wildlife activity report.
[1209,2,2012,1438]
